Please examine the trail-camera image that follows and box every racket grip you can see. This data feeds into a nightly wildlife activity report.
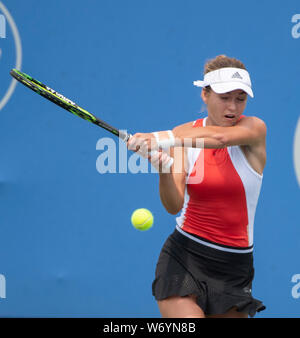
[119,131,131,142]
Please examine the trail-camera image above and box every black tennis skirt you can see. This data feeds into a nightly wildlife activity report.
[152,228,266,317]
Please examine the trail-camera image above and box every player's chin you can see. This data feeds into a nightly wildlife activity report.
[222,116,238,126]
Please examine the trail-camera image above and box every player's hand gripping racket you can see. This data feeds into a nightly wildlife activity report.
[10,69,173,169]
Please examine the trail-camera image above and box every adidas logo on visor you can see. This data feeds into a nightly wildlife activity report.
[231,72,243,80]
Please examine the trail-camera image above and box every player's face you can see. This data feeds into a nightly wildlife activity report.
[201,89,248,127]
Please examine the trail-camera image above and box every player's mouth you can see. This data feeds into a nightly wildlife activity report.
[224,114,236,120]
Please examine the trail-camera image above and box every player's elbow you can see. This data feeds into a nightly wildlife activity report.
[167,207,181,215]
[162,200,183,215]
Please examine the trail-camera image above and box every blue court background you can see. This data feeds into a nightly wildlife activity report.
[0,0,299,317]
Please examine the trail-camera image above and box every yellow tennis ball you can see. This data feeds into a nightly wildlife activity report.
[131,208,153,231]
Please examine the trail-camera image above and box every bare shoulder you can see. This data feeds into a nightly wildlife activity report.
[238,116,267,138]
[238,116,267,174]
[172,120,195,132]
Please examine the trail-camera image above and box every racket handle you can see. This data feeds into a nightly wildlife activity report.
[119,131,131,142]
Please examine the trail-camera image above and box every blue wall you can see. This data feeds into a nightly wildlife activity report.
[0,0,299,317]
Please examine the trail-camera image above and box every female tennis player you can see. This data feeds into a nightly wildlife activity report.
[128,55,266,318]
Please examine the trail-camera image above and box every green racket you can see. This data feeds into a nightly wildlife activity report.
[10,68,130,142]
[10,69,173,167]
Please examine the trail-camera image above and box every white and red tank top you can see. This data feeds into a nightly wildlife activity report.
[176,117,263,253]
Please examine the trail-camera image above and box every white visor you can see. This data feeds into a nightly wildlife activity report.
[193,67,254,98]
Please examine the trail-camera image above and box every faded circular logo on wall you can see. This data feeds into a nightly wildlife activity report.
[294,117,300,188]
[0,1,22,111]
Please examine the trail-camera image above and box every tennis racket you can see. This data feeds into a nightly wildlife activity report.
[10,69,173,168]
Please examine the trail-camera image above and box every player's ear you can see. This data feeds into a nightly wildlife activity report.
[201,88,209,104]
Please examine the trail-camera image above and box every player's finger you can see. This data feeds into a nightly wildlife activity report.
[128,136,146,152]
[127,136,137,151]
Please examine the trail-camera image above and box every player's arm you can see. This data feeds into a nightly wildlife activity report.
[158,147,186,215]
[172,116,267,148]
[128,116,266,151]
